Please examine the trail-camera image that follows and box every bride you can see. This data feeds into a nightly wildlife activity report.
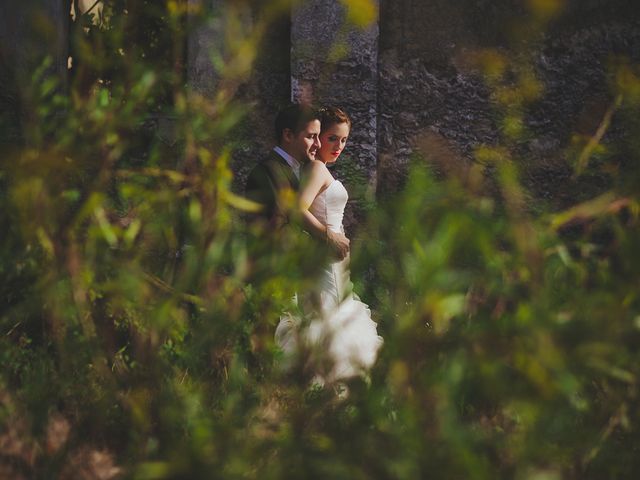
[275,106,383,383]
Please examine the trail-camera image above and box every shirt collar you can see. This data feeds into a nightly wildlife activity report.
[273,146,300,178]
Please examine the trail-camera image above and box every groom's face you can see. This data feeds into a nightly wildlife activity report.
[283,120,321,163]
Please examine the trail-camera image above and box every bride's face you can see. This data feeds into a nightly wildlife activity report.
[318,122,350,164]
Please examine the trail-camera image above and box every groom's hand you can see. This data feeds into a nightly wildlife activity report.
[326,229,350,260]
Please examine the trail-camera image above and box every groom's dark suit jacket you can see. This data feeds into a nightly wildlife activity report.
[245,150,300,228]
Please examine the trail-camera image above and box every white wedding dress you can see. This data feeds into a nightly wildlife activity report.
[275,180,383,382]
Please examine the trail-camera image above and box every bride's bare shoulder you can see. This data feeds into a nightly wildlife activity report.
[304,160,332,180]
[308,159,328,171]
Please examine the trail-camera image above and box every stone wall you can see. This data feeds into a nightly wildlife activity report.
[377,0,640,204]
[3,0,640,215]
[218,0,640,224]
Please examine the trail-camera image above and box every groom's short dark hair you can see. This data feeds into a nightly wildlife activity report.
[274,103,320,142]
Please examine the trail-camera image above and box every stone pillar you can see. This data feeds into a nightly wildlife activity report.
[291,0,379,226]
[0,0,68,144]
[187,0,228,97]
[0,0,68,81]
[187,0,292,190]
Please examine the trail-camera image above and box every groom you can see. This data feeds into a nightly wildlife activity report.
[245,103,349,259]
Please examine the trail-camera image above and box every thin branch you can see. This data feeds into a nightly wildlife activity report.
[142,272,205,307]
[574,94,623,176]
[582,403,627,469]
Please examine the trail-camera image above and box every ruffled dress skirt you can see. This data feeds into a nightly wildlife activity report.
[275,255,383,383]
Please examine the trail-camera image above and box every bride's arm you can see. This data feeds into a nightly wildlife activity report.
[298,161,350,258]
[298,161,331,237]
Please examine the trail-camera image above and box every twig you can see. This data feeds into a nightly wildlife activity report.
[4,321,22,337]
[142,271,205,307]
[581,403,627,469]
[574,94,623,176]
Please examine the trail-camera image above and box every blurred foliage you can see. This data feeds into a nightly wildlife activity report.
[1,0,640,478]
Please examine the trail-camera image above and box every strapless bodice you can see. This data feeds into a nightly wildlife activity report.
[309,180,348,233]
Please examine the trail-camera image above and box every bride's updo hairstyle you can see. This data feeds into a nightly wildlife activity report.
[318,106,351,132]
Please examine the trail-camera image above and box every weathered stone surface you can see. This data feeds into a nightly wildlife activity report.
[378,50,496,194]
[187,0,227,98]
[377,0,640,205]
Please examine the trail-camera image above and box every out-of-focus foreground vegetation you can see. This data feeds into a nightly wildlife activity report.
[2,0,640,478]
